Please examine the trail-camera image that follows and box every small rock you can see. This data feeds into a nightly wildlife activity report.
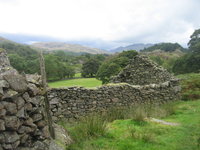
[3,102,17,115]
[49,140,65,150]
[25,103,33,111]
[18,125,33,134]
[36,120,46,128]
[16,97,25,110]
[0,109,6,119]
[2,89,18,98]
[0,80,9,88]
[4,131,19,143]
[32,114,43,122]
[19,134,29,144]
[33,141,48,150]
[26,74,42,86]
[2,143,13,149]
[17,107,25,118]
[22,92,30,102]
[3,74,27,92]
[0,119,5,131]
[42,126,50,138]
[28,83,40,96]
[0,133,5,143]
[5,116,20,130]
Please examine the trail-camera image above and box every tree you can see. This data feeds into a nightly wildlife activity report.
[96,63,121,84]
[81,59,100,77]
[188,29,200,53]
[96,50,138,84]
[172,29,200,74]
[142,43,185,52]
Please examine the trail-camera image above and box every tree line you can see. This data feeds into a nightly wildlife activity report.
[1,28,200,83]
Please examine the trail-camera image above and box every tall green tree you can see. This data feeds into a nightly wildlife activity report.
[188,29,200,53]
[81,59,100,77]
[96,50,138,84]
[172,29,200,74]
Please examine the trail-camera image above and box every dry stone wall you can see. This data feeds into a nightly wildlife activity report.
[48,80,180,121]
[0,49,61,150]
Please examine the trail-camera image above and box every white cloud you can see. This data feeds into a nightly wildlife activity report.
[0,0,200,47]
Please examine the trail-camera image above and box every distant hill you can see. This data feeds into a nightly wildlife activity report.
[0,36,38,57]
[0,37,11,43]
[141,42,186,52]
[31,42,108,54]
[110,43,154,53]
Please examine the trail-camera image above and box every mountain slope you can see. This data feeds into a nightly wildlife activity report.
[0,36,38,57]
[141,42,186,52]
[110,43,153,52]
[31,42,108,54]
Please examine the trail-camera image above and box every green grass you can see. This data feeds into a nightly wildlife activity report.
[61,100,200,150]
[48,78,102,88]
[177,73,200,100]
[74,73,81,78]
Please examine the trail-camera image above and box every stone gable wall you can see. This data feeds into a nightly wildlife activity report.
[0,49,53,150]
[111,55,173,85]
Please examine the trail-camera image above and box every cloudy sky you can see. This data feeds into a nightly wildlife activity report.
[0,0,200,49]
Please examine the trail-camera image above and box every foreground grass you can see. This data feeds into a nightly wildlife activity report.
[48,78,102,88]
[61,100,200,150]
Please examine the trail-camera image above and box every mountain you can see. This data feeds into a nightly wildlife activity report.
[141,43,187,52]
[0,36,14,43]
[31,42,108,54]
[0,36,38,57]
[110,43,154,53]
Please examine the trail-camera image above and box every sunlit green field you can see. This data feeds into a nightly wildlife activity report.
[48,78,102,88]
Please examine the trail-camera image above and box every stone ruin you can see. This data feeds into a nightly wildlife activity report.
[111,55,173,85]
[0,49,65,150]
[48,55,181,121]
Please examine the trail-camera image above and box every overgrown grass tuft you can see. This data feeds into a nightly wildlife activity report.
[101,107,127,122]
[68,114,107,143]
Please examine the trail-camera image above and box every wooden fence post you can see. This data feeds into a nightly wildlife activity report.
[39,51,55,139]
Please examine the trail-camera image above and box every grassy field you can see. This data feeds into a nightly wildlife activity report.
[56,73,200,150]
[74,73,81,78]
[60,100,200,150]
[48,78,102,88]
